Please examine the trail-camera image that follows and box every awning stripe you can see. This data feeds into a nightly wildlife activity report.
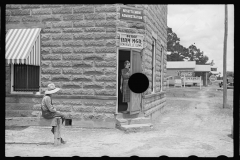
[6,28,41,66]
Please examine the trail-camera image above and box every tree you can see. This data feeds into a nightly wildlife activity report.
[167,27,209,64]
[187,44,209,64]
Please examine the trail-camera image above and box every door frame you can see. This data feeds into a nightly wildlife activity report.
[116,47,143,114]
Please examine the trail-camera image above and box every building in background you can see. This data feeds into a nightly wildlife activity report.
[5,4,168,128]
[166,61,211,86]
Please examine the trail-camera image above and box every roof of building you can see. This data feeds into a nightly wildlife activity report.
[167,61,211,72]
[167,61,196,69]
[195,65,211,72]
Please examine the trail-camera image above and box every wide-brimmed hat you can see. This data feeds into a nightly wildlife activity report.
[45,83,60,94]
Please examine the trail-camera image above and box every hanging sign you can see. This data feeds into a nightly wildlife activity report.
[120,7,144,22]
[119,33,144,49]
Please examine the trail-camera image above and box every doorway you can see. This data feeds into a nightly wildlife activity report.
[118,50,130,112]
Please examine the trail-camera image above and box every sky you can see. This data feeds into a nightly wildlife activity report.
[167,4,234,76]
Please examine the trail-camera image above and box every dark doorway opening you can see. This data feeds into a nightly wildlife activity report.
[118,50,131,112]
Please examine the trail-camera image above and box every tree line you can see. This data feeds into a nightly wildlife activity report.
[167,27,209,65]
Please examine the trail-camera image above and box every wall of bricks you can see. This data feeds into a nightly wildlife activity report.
[5,4,168,125]
[6,4,118,97]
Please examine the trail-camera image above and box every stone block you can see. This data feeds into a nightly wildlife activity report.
[84,101,105,107]
[68,113,82,119]
[117,27,138,33]
[95,6,117,12]
[128,22,145,29]
[41,61,52,68]
[83,82,104,89]
[95,89,116,96]
[94,107,115,113]
[84,40,105,47]
[21,5,41,9]
[62,14,84,21]
[52,34,73,40]
[104,68,117,75]
[32,8,51,15]
[22,16,41,23]
[62,82,82,89]
[6,10,11,16]
[73,47,94,53]
[62,68,83,74]
[52,61,72,67]
[95,61,117,67]
[106,28,116,33]
[95,33,116,40]
[106,101,116,107]
[42,41,62,47]
[62,54,82,60]
[82,53,105,61]
[72,61,93,68]
[41,15,62,22]
[95,21,116,27]
[11,9,30,16]
[41,5,62,8]
[62,28,83,33]
[6,16,21,23]
[73,21,94,27]
[41,48,52,54]
[52,7,72,14]
[41,68,61,74]
[95,47,116,53]
[52,75,71,81]
[56,89,73,95]
[72,89,94,95]
[105,82,116,89]
[52,21,72,28]
[73,6,94,13]
[62,40,84,47]
[54,105,72,112]
[104,54,116,61]
[95,75,116,81]
[41,34,51,41]
[6,4,21,9]
[72,106,93,112]
[84,13,105,20]
[106,13,117,20]
[41,74,51,81]
[106,39,116,46]
[84,27,105,32]
[83,68,104,75]
[42,28,61,34]
[41,81,61,88]
[72,75,93,82]
[33,104,41,110]
[62,100,82,105]
[52,47,72,53]
[73,33,94,39]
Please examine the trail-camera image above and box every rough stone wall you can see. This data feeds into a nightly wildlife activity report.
[5,95,116,128]
[6,4,118,97]
[5,4,119,128]
[5,64,11,94]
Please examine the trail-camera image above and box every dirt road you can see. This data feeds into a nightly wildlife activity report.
[5,85,233,157]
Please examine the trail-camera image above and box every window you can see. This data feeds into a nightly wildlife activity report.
[160,46,164,91]
[152,38,156,93]
[211,68,217,71]
[12,64,40,92]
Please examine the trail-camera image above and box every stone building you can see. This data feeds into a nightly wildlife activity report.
[5,4,167,129]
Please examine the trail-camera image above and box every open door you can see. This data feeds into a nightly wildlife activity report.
[129,49,142,115]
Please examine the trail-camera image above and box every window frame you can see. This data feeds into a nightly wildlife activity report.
[151,37,156,93]
[160,46,164,92]
[10,63,41,95]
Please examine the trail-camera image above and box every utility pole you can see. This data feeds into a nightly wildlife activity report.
[223,5,228,108]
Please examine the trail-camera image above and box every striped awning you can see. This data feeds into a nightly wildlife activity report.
[5,28,41,66]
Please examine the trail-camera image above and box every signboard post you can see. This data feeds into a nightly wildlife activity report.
[119,33,144,49]
[120,7,144,22]
[183,76,201,90]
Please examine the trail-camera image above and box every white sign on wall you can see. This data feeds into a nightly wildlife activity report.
[119,33,144,49]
